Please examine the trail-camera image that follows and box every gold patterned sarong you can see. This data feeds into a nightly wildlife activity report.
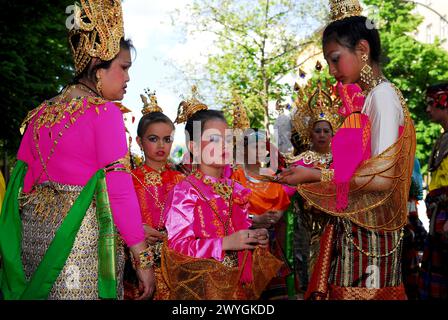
[20,182,124,300]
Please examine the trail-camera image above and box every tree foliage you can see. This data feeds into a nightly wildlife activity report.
[174,0,327,131]
[176,0,448,174]
[0,0,73,165]
[363,0,448,173]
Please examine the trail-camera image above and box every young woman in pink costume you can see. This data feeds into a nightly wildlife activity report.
[161,88,282,299]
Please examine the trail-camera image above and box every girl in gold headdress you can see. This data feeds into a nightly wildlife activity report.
[123,90,184,300]
[278,0,416,300]
[160,87,282,300]
[283,71,343,297]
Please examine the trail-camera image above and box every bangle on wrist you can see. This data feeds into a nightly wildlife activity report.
[132,246,154,270]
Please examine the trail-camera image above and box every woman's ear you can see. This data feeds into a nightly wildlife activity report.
[356,39,371,60]
[96,68,104,81]
[136,136,143,150]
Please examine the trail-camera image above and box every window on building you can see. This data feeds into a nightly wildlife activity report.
[427,23,433,43]
[441,16,447,40]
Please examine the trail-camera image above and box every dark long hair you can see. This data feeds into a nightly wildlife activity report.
[427,83,448,96]
[323,16,382,64]
[184,109,227,142]
[137,112,174,138]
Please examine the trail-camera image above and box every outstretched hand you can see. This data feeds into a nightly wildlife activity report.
[276,166,317,185]
[222,229,270,251]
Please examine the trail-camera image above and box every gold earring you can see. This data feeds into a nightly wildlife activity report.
[359,54,374,90]
[96,75,103,97]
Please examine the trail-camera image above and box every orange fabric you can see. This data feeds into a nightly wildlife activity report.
[132,164,184,229]
[231,167,290,215]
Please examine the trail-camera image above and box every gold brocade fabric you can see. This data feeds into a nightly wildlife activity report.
[20,182,125,300]
[329,284,407,300]
[297,85,416,231]
[161,244,283,300]
[305,223,335,300]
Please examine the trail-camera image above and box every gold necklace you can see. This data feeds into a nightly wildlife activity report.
[194,171,233,200]
[131,168,166,230]
[361,75,388,96]
[298,150,332,167]
[141,164,165,186]
[187,174,234,236]
[76,82,100,97]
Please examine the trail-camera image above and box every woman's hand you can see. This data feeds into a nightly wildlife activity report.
[129,241,156,300]
[254,228,269,249]
[135,267,156,300]
[222,229,269,251]
[277,166,320,185]
[252,212,274,229]
[252,211,283,229]
[266,210,283,224]
[143,224,164,245]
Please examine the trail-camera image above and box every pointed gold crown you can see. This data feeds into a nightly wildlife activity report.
[175,85,208,124]
[68,0,125,76]
[329,0,363,23]
[291,61,343,146]
[140,89,164,115]
[231,93,251,130]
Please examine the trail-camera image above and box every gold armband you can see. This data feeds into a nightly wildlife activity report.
[132,246,155,270]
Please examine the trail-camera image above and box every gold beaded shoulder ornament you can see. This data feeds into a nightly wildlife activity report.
[175,85,209,124]
[291,61,343,147]
[140,89,164,115]
[68,0,125,76]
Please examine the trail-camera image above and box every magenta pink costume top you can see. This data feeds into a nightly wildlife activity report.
[17,97,145,246]
[163,171,254,282]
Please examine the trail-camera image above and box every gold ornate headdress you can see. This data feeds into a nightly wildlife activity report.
[291,61,343,146]
[231,94,250,130]
[140,89,164,115]
[329,0,363,23]
[175,85,208,124]
[68,0,125,76]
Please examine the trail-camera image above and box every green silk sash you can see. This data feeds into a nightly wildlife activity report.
[284,194,298,298]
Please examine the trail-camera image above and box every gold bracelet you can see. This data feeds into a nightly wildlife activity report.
[321,168,334,182]
[132,246,154,270]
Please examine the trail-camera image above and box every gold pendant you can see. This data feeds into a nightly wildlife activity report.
[213,183,232,200]
[144,171,162,186]
[197,172,232,200]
